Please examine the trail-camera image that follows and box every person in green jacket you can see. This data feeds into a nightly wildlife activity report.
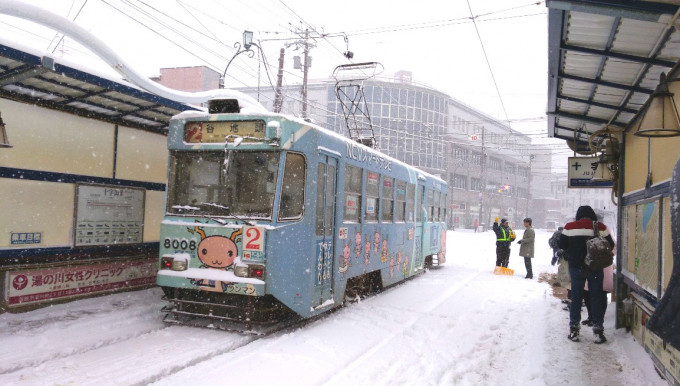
[492,217,512,268]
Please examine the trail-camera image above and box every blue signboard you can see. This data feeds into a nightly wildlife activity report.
[11,232,42,245]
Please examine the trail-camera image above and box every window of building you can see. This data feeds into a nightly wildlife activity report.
[451,174,467,190]
[453,147,468,161]
[308,99,317,116]
[505,162,515,175]
[471,177,482,192]
[344,165,362,223]
[471,151,482,165]
[489,157,501,170]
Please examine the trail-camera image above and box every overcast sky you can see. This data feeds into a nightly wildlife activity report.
[0,0,571,170]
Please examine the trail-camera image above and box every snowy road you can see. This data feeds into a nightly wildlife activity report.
[0,230,666,385]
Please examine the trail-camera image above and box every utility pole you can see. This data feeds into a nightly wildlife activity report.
[477,126,485,230]
[289,27,316,119]
[301,29,310,119]
[526,155,534,218]
[273,48,285,113]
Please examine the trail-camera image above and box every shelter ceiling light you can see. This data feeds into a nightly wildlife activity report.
[634,73,680,138]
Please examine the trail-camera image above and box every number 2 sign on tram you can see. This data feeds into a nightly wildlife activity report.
[243,226,264,260]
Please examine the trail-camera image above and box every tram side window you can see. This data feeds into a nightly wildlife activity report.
[325,165,336,235]
[382,177,394,223]
[416,186,424,222]
[440,192,447,222]
[315,162,336,235]
[408,184,415,222]
[279,153,306,221]
[428,189,434,222]
[433,190,440,222]
[395,180,406,222]
[365,171,380,222]
[315,165,325,234]
[344,165,362,223]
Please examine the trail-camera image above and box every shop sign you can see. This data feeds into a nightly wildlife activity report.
[6,259,156,307]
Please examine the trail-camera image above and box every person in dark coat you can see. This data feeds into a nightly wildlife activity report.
[493,217,512,268]
[559,205,615,344]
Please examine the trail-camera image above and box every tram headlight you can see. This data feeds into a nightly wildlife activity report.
[171,259,188,271]
[234,265,248,277]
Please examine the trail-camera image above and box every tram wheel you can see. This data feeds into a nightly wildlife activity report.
[344,271,382,303]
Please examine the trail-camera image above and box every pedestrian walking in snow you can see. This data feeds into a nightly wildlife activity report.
[559,205,615,344]
[517,217,535,279]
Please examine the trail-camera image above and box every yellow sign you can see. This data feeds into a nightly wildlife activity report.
[184,120,266,143]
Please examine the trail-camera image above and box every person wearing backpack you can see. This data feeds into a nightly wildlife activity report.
[549,226,563,265]
[559,205,615,344]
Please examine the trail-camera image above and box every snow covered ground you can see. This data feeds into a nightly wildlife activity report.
[0,229,667,386]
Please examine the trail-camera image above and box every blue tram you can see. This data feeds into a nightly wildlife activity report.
[157,98,447,332]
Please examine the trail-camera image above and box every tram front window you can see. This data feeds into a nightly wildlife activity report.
[167,151,280,219]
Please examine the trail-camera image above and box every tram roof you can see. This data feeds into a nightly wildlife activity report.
[546,0,680,150]
[0,38,199,134]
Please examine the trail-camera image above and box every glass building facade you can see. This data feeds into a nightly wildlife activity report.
[325,81,448,175]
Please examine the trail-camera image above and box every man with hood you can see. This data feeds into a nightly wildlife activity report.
[493,217,512,268]
[559,205,615,344]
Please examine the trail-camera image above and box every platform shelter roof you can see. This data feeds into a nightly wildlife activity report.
[547,0,680,151]
[0,39,199,134]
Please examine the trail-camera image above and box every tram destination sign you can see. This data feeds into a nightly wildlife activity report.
[184,120,265,143]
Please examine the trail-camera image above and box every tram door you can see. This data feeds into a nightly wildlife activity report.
[314,156,337,307]
[415,183,425,264]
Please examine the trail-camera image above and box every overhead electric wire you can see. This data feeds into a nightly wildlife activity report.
[18,0,555,162]
[466,0,510,124]
[48,0,88,54]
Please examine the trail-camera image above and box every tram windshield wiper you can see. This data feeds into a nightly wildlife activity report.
[199,202,254,226]
[198,202,231,214]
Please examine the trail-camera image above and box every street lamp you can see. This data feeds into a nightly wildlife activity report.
[220,30,257,89]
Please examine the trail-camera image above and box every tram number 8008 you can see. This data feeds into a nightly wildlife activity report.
[163,238,197,251]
